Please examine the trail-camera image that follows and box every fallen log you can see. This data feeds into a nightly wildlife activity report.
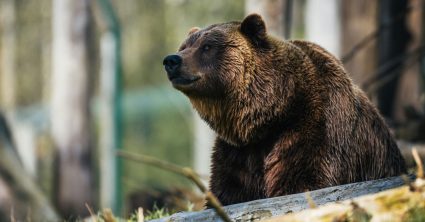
[149,175,414,222]
[264,178,425,222]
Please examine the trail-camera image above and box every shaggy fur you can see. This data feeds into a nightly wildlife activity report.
[163,14,407,206]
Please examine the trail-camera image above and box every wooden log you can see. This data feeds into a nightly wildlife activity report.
[264,178,425,222]
[149,175,414,222]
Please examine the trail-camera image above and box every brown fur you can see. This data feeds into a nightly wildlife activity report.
[163,14,407,206]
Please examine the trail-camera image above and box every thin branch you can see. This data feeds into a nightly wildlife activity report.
[102,208,116,222]
[365,57,415,94]
[137,207,144,222]
[363,45,425,94]
[413,148,424,179]
[205,192,233,222]
[116,150,232,222]
[10,207,15,222]
[341,4,418,64]
[305,192,316,208]
[0,112,60,220]
[85,203,97,222]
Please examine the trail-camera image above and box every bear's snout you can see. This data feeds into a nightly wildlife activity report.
[163,54,200,87]
[163,54,182,77]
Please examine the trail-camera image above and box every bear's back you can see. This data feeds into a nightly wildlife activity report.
[289,40,407,182]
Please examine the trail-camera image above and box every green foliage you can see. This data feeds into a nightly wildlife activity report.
[403,206,425,222]
[125,201,194,221]
[120,86,194,200]
[144,205,172,221]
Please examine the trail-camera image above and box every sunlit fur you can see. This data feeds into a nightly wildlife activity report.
[169,14,407,206]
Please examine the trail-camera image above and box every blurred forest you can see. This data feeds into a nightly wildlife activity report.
[0,0,424,221]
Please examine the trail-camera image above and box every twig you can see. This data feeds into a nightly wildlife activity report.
[341,3,418,64]
[0,112,60,221]
[364,45,425,94]
[117,150,233,222]
[10,207,15,222]
[413,148,424,179]
[305,191,316,208]
[102,208,115,222]
[26,207,32,222]
[137,207,144,222]
[205,192,233,222]
[85,203,97,222]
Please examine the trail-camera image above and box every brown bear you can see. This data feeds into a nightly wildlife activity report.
[163,14,407,206]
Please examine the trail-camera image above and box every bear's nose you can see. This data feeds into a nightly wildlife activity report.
[163,54,182,73]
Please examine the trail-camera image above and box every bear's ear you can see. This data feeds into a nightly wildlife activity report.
[188,27,200,36]
[240,14,267,46]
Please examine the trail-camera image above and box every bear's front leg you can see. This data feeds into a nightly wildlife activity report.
[263,142,338,197]
[209,139,267,206]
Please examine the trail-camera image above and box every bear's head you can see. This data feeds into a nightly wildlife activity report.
[163,14,300,146]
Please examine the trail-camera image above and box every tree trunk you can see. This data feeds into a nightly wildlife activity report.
[392,0,423,123]
[305,0,341,57]
[376,0,411,119]
[245,0,288,38]
[51,0,95,217]
[0,0,16,110]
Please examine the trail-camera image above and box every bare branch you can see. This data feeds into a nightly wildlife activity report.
[413,148,424,179]
[341,4,418,64]
[117,150,232,222]
[84,203,97,222]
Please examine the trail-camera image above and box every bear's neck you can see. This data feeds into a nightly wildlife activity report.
[190,97,265,146]
[189,68,295,146]
[190,91,307,147]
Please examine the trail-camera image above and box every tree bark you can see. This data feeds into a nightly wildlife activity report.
[305,0,341,57]
[150,176,413,222]
[51,0,95,217]
[0,0,16,110]
[0,112,59,221]
[245,0,287,38]
[376,0,411,119]
[393,0,423,123]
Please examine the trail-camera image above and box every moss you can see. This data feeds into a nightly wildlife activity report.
[375,188,411,211]
[402,206,425,222]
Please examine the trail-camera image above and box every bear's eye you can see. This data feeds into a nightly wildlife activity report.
[202,44,211,52]
[179,45,186,51]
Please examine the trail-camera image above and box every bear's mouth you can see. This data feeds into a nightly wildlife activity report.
[170,75,200,86]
